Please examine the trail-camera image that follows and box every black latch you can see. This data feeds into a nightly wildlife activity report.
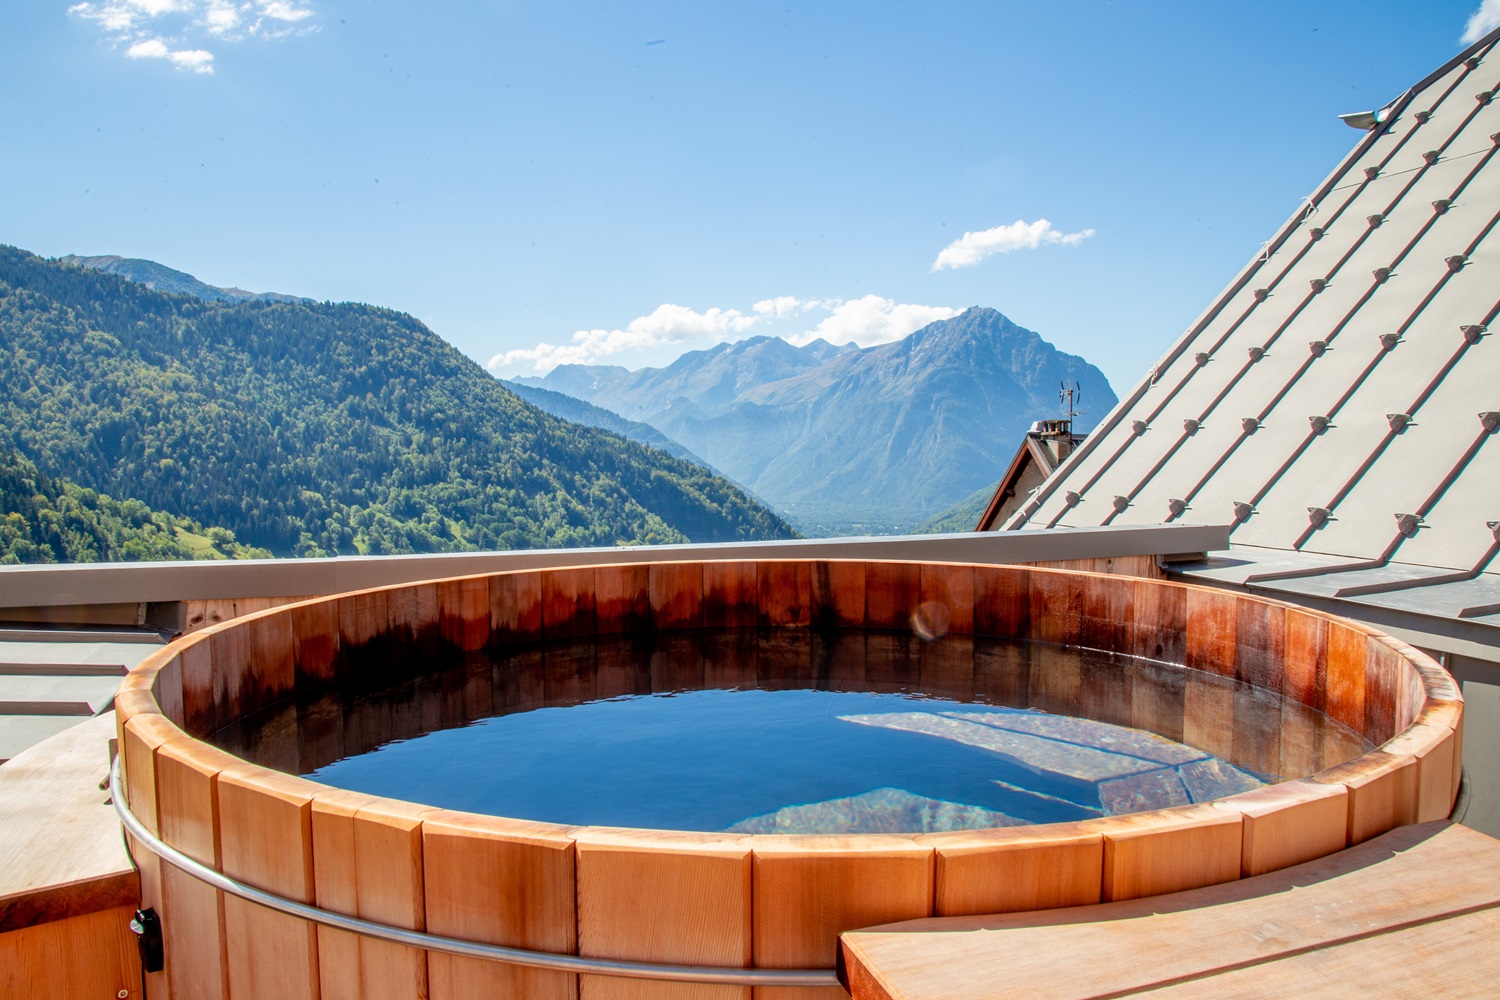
[131,907,164,974]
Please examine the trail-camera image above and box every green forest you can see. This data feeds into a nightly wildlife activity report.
[0,246,796,560]
[0,447,270,563]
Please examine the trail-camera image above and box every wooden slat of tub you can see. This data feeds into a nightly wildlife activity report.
[704,562,759,629]
[217,766,321,1000]
[575,828,752,1000]
[311,788,382,1000]
[1097,804,1242,902]
[918,824,1103,917]
[354,798,433,1000]
[423,811,579,1000]
[122,713,174,1000]
[155,738,237,1000]
[838,822,1500,1000]
[751,834,932,1000]
[1212,779,1348,877]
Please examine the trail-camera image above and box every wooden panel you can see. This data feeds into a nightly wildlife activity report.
[759,561,812,628]
[1078,648,1132,729]
[491,570,544,645]
[1233,599,1285,694]
[180,633,217,736]
[217,766,321,1000]
[1183,587,1236,677]
[919,563,973,638]
[1182,669,1235,761]
[752,835,932,1000]
[423,811,578,1000]
[1028,571,1081,647]
[122,714,173,999]
[972,566,1030,639]
[919,635,974,703]
[0,905,141,1000]
[1129,660,1186,744]
[1130,578,1185,664]
[210,626,253,734]
[838,823,1500,1000]
[921,824,1103,916]
[576,828,752,1000]
[154,651,186,728]
[339,589,390,652]
[811,561,866,630]
[439,577,492,652]
[703,562,759,629]
[1362,634,1401,745]
[1098,805,1242,901]
[245,610,297,715]
[544,567,598,640]
[594,564,650,635]
[311,788,382,1000]
[386,582,440,654]
[1027,644,1082,717]
[1312,750,1420,845]
[155,739,236,1000]
[650,562,705,631]
[1283,612,1328,712]
[864,562,919,632]
[1230,683,1282,777]
[972,639,1029,709]
[292,599,340,687]
[1324,624,1369,734]
[1078,573,1132,653]
[1213,779,1348,876]
[1381,722,1458,823]
[354,798,432,1000]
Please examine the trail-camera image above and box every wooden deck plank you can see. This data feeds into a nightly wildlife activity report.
[0,712,135,931]
[840,822,1500,1000]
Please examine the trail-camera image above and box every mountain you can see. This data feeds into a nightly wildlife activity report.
[520,309,1114,531]
[58,254,311,304]
[0,447,271,564]
[0,246,796,556]
[514,335,859,420]
[915,484,997,534]
[500,380,711,469]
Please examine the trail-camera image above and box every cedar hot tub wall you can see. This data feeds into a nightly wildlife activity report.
[114,560,1461,1000]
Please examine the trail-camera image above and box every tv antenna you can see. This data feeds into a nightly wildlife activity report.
[1059,381,1082,422]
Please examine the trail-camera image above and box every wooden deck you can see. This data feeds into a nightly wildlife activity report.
[0,711,141,999]
[840,820,1500,999]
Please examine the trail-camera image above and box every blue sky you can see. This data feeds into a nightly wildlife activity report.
[5,1,1498,391]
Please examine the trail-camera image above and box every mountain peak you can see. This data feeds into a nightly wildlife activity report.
[59,253,310,305]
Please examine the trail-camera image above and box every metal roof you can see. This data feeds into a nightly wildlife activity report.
[1007,30,1500,627]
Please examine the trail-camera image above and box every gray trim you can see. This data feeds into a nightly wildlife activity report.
[0,525,1228,610]
[110,759,839,988]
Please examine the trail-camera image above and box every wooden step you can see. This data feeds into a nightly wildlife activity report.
[840,822,1500,999]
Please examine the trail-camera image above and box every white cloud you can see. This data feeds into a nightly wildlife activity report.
[259,0,313,21]
[489,303,760,374]
[752,296,807,319]
[1463,0,1500,43]
[68,0,316,71]
[931,218,1095,271]
[790,295,960,347]
[126,37,214,71]
[489,294,963,374]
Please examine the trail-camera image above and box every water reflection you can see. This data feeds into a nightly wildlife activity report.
[213,630,1371,832]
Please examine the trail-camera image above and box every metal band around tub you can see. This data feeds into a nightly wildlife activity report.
[109,758,841,988]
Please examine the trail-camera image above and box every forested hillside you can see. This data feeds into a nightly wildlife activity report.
[0,447,270,563]
[0,247,795,556]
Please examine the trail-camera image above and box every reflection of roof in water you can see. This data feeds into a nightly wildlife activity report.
[1003,29,1500,636]
[726,786,1022,835]
[839,710,1265,816]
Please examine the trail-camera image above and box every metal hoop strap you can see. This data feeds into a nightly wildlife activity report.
[109,758,840,987]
